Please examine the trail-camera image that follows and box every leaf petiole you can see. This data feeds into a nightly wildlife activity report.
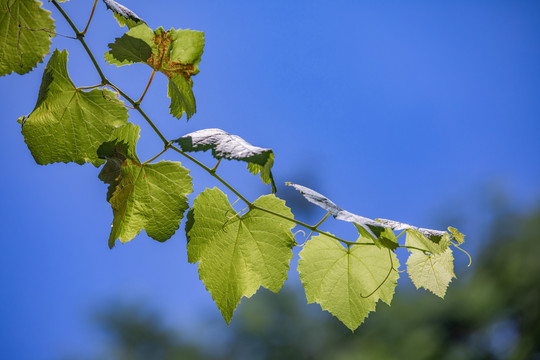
[81,0,98,35]
[210,158,222,173]
[142,145,170,165]
[136,69,156,104]
[304,212,331,245]
[394,229,407,242]
[76,84,102,91]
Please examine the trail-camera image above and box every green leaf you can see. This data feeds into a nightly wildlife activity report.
[107,161,192,248]
[105,121,140,162]
[104,28,153,66]
[354,223,398,250]
[20,49,128,166]
[448,226,465,244]
[186,188,295,323]
[174,128,277,193]
[377,218,451,254]
[98,123,141,201]
[102,0,144,29]
[105,23,204,119]
[299,233,399,331]
[247,155,276,193]
[405,229,450,255]
[168,74,196,120]
[286,182,389,239]
[407,248,455,298]
[98,125,193,248]
[0,0,55,76]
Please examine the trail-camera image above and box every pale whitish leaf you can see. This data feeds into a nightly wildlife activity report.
[98,126,192,248]
[377,218,447,240]
[286,182,388,238]
[0,0,55,76]
[299,233,399,331]
[102,0,144,29]
[186,188,295,323]
[174,128,276,192]
[407,247,455,298]
[20,49,128,166]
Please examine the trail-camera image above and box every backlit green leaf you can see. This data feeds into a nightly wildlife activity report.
[98,125,193,248]
[168,74,196,119]
[105,23,204,119]
[448,226,465,244]
[20,49,128,166]
[0,0,55,76]
[104,28,152,66]
[405,229,450,255]
[354,223,398,250]
[299,233,399,331]
[186,188,295,323]
[407,248,455,298]
[98,123,141,201]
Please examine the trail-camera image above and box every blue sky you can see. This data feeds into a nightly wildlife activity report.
[1,0,539,358]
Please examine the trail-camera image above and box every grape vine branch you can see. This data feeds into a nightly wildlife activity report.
[0,0,470,331]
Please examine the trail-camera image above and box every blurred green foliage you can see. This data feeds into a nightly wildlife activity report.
[70,204,540,360]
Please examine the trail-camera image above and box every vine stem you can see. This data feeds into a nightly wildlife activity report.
[107,84,169,145]
[51,1,107,84]
[169,145,252,206]
[169,145,374,248]
[51,0,432,254]
[50,1,169,145]
[304,212,331,244]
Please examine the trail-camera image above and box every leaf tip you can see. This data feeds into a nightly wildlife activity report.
[17,115,28,126]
